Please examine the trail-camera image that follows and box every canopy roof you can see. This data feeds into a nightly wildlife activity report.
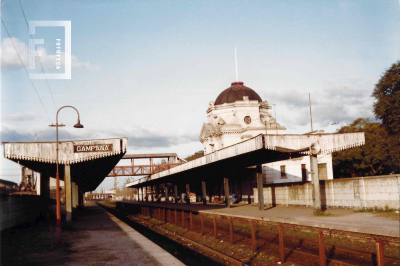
[3,138,127,192]
[127,133,365,188]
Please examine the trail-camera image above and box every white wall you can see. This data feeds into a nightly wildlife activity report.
[253,175,400,210]
[263,154,333,184]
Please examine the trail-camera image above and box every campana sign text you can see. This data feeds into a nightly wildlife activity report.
[73,144,113,153]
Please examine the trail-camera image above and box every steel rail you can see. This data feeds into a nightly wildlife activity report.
[107,203,400,266]
[100,204,250,266]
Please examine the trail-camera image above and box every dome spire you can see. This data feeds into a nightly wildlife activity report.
[235,47,239,82]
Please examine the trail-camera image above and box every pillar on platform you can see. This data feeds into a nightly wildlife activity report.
[65,165,73,223]
[224,177,230,208]
[310,154,322,214]
[257,164,264,211]
[151,185,154,203]
[72,182,78,210]
[174,184,178,204]
[202,181,207,205]
[186,184,190,205]
[165,183,169,202]
[36,173,42,196]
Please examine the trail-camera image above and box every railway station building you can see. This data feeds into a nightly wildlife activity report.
[200,81,333,184]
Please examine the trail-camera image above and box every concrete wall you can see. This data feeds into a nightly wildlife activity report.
[0,194,47,232]
[253,175,400,210]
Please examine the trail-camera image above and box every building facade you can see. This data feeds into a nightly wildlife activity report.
[199,81,333,184]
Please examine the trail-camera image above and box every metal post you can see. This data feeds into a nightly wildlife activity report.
[151,185,154,203]
[186,184,190,205]
[229,217,234,244]
[310,154,322,214]
[174,184,178,204]
[318,231,326,266]
[376,239,384,266]
[224,177,230,208]
[65,165,72,223]
[201,214,204,235]
[257,164,264,210]
[213,217,217,239]
[202,181,207,205]
[251,221,256,252]
[278,224,285,262]
[182,211,185,228]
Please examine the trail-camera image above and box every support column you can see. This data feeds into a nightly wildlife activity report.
[310,155,322,214]
[257,164,264,211]
[65,165,72,223]
[224,177,230,208]
[151,185,154,202]
[202,181,207,205]
[174,184,178,204]
[165,183,169,202]
[157,184,161,203]
[186,184,190,205]
[36,173,42,196]
[72,182,78,210]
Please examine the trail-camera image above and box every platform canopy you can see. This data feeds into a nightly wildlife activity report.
[3,138,127,192]
[127,133,365,188]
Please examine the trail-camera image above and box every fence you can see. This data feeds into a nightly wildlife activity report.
[117,203,399,266]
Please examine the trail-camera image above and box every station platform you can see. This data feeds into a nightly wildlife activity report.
[1,202,184,266]
[120,201,400,238]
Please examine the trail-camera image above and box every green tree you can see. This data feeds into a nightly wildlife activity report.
[185,150,204,162]
[372,61,400,135]
[332,118,399,177]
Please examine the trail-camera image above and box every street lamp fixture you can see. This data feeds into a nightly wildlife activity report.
[49,106,83,226]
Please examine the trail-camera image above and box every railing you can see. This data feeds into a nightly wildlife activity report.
[116,203,399,266]
[108,163,182,177]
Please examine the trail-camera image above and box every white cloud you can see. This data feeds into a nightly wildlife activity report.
[1,112,39,122]
[1,38,96,71]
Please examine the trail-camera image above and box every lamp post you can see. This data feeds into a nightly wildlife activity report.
[50,106,83,226]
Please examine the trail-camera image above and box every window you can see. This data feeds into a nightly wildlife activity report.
[301,164,307,182]
[280,165,287,179]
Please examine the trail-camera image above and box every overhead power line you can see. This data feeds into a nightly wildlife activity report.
[1,19,53,124]
[18,0,74,142]
[18,0,58,110]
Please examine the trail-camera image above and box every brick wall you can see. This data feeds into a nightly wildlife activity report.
[254,175,400,210]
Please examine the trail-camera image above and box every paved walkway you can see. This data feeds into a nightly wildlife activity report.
[1,202,184,266]
[122,201,400,238]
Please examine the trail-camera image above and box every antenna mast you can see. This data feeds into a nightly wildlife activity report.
[309,93,313,132]
[235,47,238,81]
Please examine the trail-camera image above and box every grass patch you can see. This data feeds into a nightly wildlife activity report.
[354,206,398,213]
[314,212,332,216]
[354,207,400,221]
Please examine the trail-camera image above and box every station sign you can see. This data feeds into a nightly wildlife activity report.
[73,144,113,153]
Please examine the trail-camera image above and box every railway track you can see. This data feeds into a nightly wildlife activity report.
[99,203,247,266]
[101,202,400,266]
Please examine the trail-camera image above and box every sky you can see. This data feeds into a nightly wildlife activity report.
[1,0,399,191]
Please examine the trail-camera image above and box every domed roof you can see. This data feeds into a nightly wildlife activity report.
[215,82,262,105]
